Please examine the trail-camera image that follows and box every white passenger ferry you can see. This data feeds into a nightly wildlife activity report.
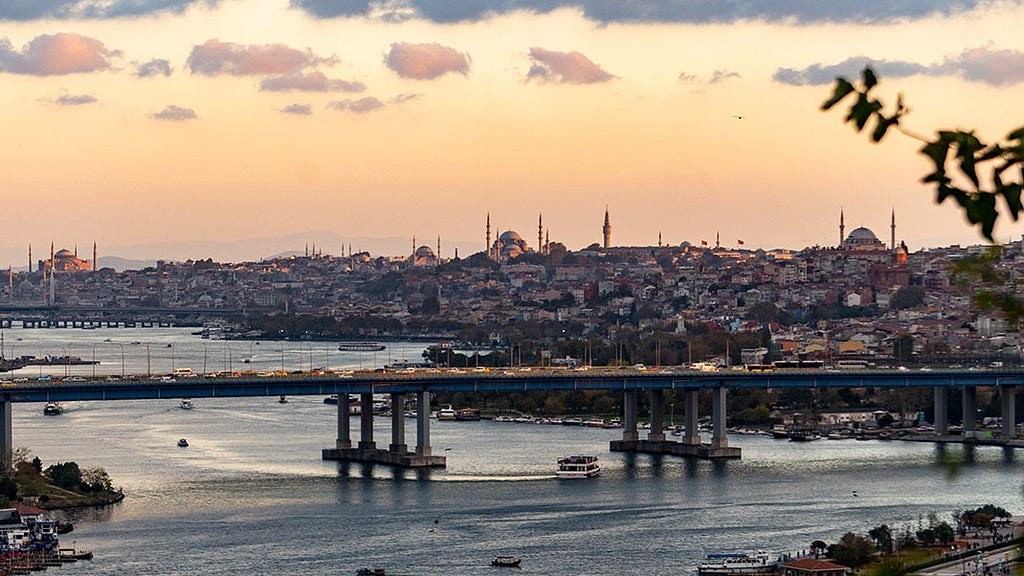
[556,455,600,479]
[697,551,776,576]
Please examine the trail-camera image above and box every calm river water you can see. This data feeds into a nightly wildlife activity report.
[2,329,1022,575]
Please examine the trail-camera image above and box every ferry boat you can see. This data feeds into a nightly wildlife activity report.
[697,551,776,576]
[323,395,362,414]
[43,402,64,416]
[338,342,386,352]
[179,399,194,410]
[437,406,457,421]
[455,408,481,421]
[556,455,600,479]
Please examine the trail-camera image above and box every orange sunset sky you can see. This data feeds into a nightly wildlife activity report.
[1,0,1023,263]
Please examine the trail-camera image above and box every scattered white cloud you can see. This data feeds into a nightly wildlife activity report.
[526,47,614,84]
[709,69,740,83]
[280,103,313,115]
[260,71,365,92]
[328,97,384,113]
[55,94,97,105]
[384,42,470,80]
[151,104,197,121]
[135,59,173,77]
[187,39,337,76]
[0,0,217,21]
[0,33,119,75]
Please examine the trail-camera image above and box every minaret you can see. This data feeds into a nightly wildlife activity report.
[716,231,720,249]
[658,232,662,247]
[839,209,845,247]
[412,236,416,260]
[92,242,97,272]
[437,236,441,266]
[486,213,492,260]
[28,244,32,274]
[890,208,896,250]
[545,230,550,255]
[538,213,543,255]
[602,206,611,249]
[50,242,54,269]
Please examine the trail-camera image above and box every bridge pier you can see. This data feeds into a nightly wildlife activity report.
[1001,386,1017,438]
[611,388,740,460]
[963,387,977,438]
[0,401,10,472]
[322,389,444,468]
[933,387,949,435]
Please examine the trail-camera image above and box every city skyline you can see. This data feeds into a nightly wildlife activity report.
[2,1,1024,266]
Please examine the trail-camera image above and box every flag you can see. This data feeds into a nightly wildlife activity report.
[700,240,708,246]
[737,239,745,245]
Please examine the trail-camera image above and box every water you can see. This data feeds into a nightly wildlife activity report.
[4,329,1023,575]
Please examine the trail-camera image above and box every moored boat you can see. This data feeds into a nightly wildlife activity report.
[455,408,481,421]
[697,551,776,576]
[437,406,457,421]
[556,455,600,479]
[490,555,522,567]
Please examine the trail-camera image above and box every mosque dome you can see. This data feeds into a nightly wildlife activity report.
[844,227,884,248]
[415,246,435,257]
[54,249,75,258]
[499,231,523,243]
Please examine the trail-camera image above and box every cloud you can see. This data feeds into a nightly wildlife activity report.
[290,0,992,24]
[55,94,97,105]
[678,72,697,82]
[187,39,337,76]
[280,103,313,115]
[939,45,1024,86]
[0,33,119,75]
[151,105,197,121]
[259,71,365,92]
[0,0,217,20]
[774,47,1024,87]
[328,97,385,113]
[327,93,419,113]
[385,42,470,80]
[526,47,614,84]
[709,69,740,83]
[135,59,172,77]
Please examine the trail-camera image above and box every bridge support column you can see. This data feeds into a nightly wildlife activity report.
[416,390,431,457]
[336,394,351,449]
[963,387,977,438]
[648,390,665,442]
[933,387,948,435]
[1001,386,1017,438]
[390,393,407,453]
[683,390,700,446]
[622,390,639,442]
[358,393,375,450]
[0,401,10,472]
[711,386,728,449]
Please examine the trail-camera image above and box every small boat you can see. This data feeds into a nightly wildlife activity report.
[556,455,600,479]
[43,402,64,416]
[355,569,386,576]
[177,438,189,447]
[179,399,194,410]
[279,395,288,404]
[455,408,481,421]
[697,551,776,576]
[58,546,93,561]
[437,406,457,421]
[490,555,522,568]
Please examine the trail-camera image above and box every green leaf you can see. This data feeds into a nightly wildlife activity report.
[871,115,896,143]
[821,79,855,111]
[861,67,878,91]
[1000,182,1023,221]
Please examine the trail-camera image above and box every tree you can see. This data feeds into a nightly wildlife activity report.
[890,286,925,310]
[869,524,894,555]
[44,461,83,491]
[829,532,876,568]
[893,334,914,362]
[823,67,1024,242]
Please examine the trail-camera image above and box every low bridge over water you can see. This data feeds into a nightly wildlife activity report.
[0,368,1020,468]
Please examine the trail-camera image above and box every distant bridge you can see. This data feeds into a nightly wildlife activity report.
[0,305,247,327]
[0,368,1019,468]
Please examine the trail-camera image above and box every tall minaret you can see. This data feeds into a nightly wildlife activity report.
[715,231,720,249]
[92,242,97,272]
[412,236,416,259]
[538,213,543,255]
[545,230,550,255]
[602,206,611,249]
[28,244,32,274]
[485,213,492,260]
[658,232,663,247]
[839,208,845,247]
[890,208,896,250]
[437,236,441,265]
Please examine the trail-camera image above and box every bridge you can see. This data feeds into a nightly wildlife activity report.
[0,368,1020,468]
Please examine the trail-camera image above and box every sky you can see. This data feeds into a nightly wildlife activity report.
[2,0,1024,264]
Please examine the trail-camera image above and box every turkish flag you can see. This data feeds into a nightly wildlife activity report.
[701,240,708,246]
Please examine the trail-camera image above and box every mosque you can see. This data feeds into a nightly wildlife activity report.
[33,243,97,273]
[838,209,907,264]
